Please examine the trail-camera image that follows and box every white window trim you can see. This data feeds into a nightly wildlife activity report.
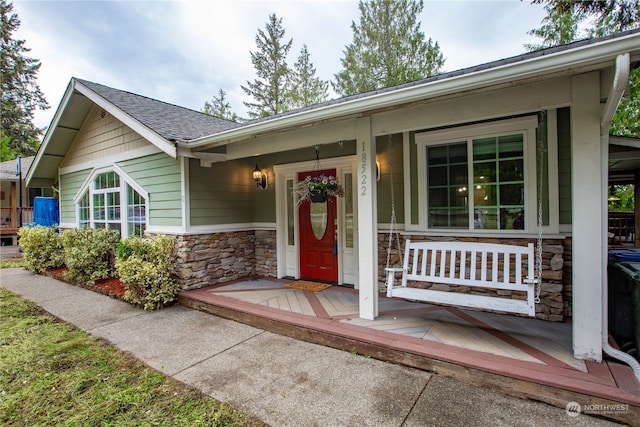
[73,165,149,238]
[413,116,547,234]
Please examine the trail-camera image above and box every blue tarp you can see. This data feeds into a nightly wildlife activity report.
[32,197,59,227]
[609,248,640,264]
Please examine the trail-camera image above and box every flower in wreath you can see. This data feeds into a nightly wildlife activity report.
[294,174,345,206]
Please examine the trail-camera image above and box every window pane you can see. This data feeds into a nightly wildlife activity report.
[286,179,295,246]
[78,191,90,227]
[499,159,523,181]
[428,165,447,186]
[344,173,353,248]
[428,146,448,165]
[427,142,468,228]
[475,208,498,229]
[126,185,146,238]
[93,194,105,220]
[500,184,524,205]
[473,161,496,183]
[473,137,495,160]
[503,208,525,230]
[474,184,496,206]
[107,192,120,220]
[472,133,525,230]
[498,134,523,158]
[95,172,120,189]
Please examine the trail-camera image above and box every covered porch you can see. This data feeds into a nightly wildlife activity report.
[179,278,640,424]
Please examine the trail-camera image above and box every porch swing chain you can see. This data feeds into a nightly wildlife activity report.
[386,135,403,271]
[534,112,546,304]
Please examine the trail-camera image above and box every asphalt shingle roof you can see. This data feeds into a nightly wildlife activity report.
[76,79,241,142]
[0,156,33,181]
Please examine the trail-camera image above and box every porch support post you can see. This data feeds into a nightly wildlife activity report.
[356,116,378,320]
[570,71,603,361]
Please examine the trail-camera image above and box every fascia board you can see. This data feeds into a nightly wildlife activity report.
[25,80,75,186]
[186,33,640,151]
[73,80,177,159]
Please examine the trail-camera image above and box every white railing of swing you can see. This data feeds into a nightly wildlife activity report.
[385,240,538,317]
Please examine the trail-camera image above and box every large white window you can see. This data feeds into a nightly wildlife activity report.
[415,117,538,233]
[75,170,147,238]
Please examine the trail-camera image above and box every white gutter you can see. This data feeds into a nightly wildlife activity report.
[600,53,640,382]
[184,31,640,151]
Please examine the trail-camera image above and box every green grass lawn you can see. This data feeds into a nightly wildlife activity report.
[0,288,267,426]
[0,257,25,269]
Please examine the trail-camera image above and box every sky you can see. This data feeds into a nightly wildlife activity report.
[12,0,549,130]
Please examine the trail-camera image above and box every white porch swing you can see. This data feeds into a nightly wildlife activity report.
[384,128,544,317]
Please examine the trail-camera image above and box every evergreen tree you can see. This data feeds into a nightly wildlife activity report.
[287,44,329,109]
[0,131,16,161]
[532,0,639,34]
[529,0,639,136]
[333,0,444,97]
[525,3,582,51]
[0,0,48,157]
[242,13,292,119]
[202,89,241,122]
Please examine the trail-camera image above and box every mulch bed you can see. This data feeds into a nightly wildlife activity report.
[45,267,127,299]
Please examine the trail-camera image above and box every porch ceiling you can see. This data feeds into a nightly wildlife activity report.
[610,137,640,183]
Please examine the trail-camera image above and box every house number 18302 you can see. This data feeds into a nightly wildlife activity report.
[360,141,367,196]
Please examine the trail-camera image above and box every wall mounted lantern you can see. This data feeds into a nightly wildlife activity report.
[253,164,268,190]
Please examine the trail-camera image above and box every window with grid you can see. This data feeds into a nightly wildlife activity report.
[78,191,90,229]
[126,184,146,238]
[426,133,526,231]
[77,171,146,237]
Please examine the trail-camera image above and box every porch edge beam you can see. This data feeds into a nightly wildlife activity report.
[356,116,378,320]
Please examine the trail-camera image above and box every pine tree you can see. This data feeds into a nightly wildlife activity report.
[0,0,48,157]
[202,89,241,122]
[525,3,583,51]
[287,45,329,109]
[528,0,639,136]
[333,0,444,97]
[242,13,292,119]
[532,0,639,34]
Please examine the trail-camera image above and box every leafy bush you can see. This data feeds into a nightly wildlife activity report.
[17,226,64,273]
[116,235,179,310]
[62,228,120,284]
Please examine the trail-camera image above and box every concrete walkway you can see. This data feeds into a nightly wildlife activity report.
[0,268,619,426]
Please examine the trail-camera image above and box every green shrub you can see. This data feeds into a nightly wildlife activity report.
[17,226,64,273]
[116,235,179,310]
[62,228,120,285]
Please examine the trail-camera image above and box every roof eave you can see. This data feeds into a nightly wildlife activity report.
[185,31,640,151]
[25,80,75,186]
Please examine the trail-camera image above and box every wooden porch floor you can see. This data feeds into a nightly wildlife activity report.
[179,277,640,420]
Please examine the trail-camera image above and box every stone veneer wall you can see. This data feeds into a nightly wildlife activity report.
[377,234,569,322]
[254,230,277,278]
[173,230,276,290]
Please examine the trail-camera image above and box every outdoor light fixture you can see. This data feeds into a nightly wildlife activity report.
[253,164,267,190]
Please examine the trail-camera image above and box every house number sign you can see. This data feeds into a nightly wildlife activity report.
[360,141,368,196]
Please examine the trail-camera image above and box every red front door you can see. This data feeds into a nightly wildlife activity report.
[298,169,338,282]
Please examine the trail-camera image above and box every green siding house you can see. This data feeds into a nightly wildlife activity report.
[27,30,640,365]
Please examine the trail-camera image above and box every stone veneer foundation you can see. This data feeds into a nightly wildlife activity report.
[173,230,277,290]
[171,230,570,322]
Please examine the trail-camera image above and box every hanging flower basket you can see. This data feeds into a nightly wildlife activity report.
[309,188,327,203]
[294,175,345,207]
